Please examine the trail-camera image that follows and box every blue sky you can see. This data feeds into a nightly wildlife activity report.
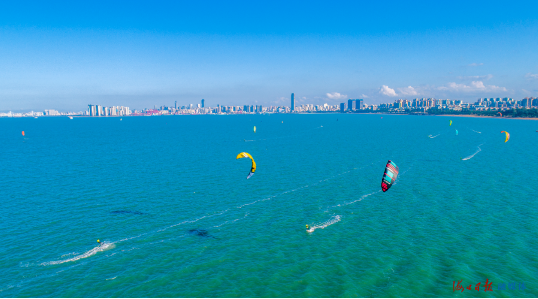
[1,0,537,111]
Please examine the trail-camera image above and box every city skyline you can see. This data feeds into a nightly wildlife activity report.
[4,94,538,118]
[0,1,537,112]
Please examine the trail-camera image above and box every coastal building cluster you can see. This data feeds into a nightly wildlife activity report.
[87,105,131,116]
[374,97,538,112]
[2,95,538,117]
[0,109,83,117]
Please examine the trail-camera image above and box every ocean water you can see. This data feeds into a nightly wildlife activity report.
[1,114,537,297]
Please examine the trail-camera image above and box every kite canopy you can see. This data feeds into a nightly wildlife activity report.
[254,126,256,133]
[236,152,256,179]
[501,131,510,143]
[498,112,502,117]
[381,160,399,192]
[449,120,452,126]
[22,131,25,136]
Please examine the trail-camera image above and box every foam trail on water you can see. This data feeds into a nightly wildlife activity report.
[331,191,380,208]
[307,215,341,233]
[236,161,379,209]
[156,210,229,232]
[213,213,249,228]
[428,134,441,138]
[42,242,116,266]
[472,130,481,134]
[462,144,482,161]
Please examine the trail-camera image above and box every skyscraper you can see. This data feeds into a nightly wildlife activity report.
[340,103,345,112]
[201,99,205,108]
[348,99,355,111]
[88,105,95,116]
[175,101,177,109]
[356,99,364,110]
[291,93,295,111]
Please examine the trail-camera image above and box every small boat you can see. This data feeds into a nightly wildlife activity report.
[68,116,73,119]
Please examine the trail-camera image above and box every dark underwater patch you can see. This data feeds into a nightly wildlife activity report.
[188,229,217,239]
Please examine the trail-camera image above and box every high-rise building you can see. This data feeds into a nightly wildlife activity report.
[348,99,355,111]
[175,101,177,109]
[356,99,364,110]
[340,103,346,112]
[201,99,205,108]
[88,105,95,116]
[291,93,295,111]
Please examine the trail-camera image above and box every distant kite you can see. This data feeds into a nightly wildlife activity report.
[22,131,25,136]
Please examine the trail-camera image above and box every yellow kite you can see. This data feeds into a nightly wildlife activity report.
[236,152,256,179]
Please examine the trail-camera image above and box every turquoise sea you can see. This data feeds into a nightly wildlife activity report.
[1,114,537,297]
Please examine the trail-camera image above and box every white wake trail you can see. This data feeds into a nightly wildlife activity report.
[307,215,341,233]
[330,190,380,208]
[42,242,116,266]
[462,144,483,161]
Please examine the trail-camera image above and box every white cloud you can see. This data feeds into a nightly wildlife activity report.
[525,73,538,79]
[468,63,484,67]
[326,92,348,100]
[360,94,369,98]
[458,74,493,80]
[379,85,398,97]
[273,96,288,104]
[398,86,418,96]
[438,81,507,92]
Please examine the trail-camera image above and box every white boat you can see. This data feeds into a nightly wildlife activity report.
[68,116,73,119]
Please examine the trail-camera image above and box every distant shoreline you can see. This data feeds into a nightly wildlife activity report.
[435,114,538,120]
